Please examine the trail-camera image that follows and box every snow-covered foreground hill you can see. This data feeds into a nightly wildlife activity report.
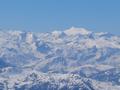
[0,27,120,90]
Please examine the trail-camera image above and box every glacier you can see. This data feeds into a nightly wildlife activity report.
[0,27,120,90]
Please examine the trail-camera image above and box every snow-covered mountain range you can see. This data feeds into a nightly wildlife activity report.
[0,27,120,90]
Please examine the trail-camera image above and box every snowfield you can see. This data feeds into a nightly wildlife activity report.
[0,27,120,90]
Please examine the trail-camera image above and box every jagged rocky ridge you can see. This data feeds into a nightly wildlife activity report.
[0,27,120,90]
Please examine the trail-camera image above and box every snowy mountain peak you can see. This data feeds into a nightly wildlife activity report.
[64,27,91,35]
[0,28,120,90]
[52,30,64,37]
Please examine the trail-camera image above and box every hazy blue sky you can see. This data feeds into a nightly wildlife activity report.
[0,0,120,34]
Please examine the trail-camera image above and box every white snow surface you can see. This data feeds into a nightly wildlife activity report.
[0,27,120,90]
[64,27,91,35]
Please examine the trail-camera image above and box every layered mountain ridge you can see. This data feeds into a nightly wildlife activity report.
[0,27,120,90]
